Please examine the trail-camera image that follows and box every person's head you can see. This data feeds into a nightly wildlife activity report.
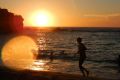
[77,37,82,43]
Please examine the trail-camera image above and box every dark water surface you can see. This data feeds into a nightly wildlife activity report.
[0,29,120,79]
[35,30,120,79]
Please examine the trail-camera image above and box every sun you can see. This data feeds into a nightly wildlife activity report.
[29,10,55,27]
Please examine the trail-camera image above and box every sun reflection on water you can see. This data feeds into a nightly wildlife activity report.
[37,33,47,50]
[29,60,50,71]
[1,35,52,72]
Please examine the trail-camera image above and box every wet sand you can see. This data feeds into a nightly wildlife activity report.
[0,66,116,80]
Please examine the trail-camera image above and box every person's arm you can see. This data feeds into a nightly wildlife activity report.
[74,45,80,57]
[82,43,87,50]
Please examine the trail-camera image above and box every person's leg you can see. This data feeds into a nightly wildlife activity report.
[79,58,89,77]
[81,66,89,76]
[79,58,85,76]
[79,66,86,76]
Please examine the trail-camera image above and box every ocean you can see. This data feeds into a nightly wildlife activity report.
[1,27,120,79]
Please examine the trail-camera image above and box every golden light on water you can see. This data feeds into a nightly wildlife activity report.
[30,60,49,71]
[1,36,38,70]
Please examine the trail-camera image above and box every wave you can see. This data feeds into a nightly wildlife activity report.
[36,50,118,64]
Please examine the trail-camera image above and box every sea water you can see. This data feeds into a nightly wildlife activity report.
[34,30,120,79]
[0,28,120,79]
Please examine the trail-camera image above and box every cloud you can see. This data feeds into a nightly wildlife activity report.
[83,14,120,18]
[79,14,120,27]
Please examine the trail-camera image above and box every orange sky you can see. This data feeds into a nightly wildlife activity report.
[0,0,120,27]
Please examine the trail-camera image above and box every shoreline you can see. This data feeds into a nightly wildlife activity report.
[0,66,117,80]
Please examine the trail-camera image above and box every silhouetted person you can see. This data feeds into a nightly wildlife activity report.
[49,51,54,62]
[118,55,120,66]
[117,55,120,72]
[76,37,89,77]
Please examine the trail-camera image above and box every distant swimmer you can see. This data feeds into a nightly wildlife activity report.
[76,37,89,77]
[49,51,54,62]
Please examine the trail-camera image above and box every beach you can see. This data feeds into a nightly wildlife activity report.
[0,66,116,80]
[1,0,120,79]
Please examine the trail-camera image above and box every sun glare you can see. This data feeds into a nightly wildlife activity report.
[29,10,55,27]
[2,36,38,70]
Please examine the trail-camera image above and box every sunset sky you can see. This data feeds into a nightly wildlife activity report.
[0,0,120,27]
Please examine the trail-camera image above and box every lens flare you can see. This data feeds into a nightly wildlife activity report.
[1,36,38,70]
